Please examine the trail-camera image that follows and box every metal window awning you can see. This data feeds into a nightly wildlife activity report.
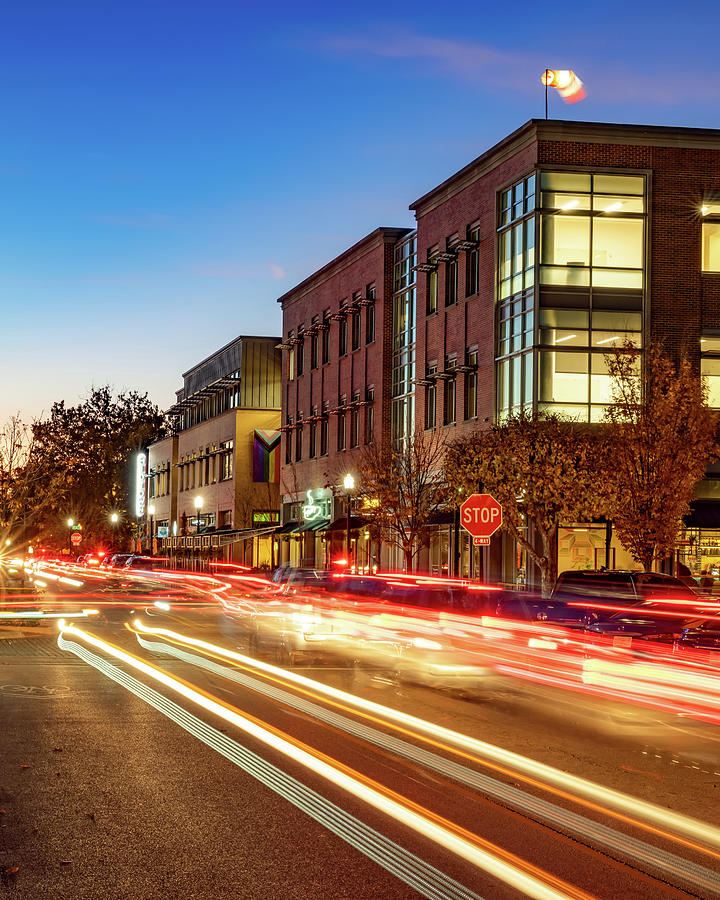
[326,516,368,532]
[275,521,300,535]
[166,375,241,416]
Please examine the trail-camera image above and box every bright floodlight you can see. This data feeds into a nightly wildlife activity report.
[110,512,119,523]
[194,496,203,510]
[148,505,156,516]
[67,518,74,527]
[343,473,355,491]
[4,538,10,546]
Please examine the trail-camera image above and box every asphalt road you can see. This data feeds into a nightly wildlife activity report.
[1,565,720,899]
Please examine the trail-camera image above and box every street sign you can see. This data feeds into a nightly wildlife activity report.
[71,532,82,545]
[460,493,502,546]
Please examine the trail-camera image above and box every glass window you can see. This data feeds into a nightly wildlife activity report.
[339,305,347,355]
[351,307,361,350]
[540,309,589,329]
[296,331,304,375]
[427,268,438,314]
[466,229,480,296]
[591,269,644,289]
[465,351,478,420]
[287,333,295,381]
[426,369,437,429]
[310,319,319,369]
[365,389,374,443]
[593,174,644,195]
[592,195,644,214]
[702,222,720,272]
[295,421,302,461]
[366,302,375,343]
[540,265,590,287]
[309,410,317,459]
[541,192,592,211]
[590,354,613,404]
[701,336,720,353]
[446,258,458,306]
[539,351,588,404]
[444,376,456,425]
[337,410,346,451]
[322,312,330,363]
[702,357,720,407]
[593,218,643,269]
[541,215,590,266]
[320,408,328,456]
[540,172,591,192]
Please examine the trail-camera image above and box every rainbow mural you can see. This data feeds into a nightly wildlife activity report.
[253,429,281,483]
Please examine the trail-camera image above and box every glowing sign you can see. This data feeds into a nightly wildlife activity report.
[135,452,147,518]
[301,488,333,523]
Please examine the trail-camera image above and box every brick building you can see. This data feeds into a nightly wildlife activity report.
[146,335,282,568]
[276,227,413,569]
[279,119,720,581]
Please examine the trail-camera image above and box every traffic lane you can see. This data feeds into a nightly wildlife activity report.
[65,624,704,898]
[109,607,720,833]
[0,649,424,900]
[114,604,720,820]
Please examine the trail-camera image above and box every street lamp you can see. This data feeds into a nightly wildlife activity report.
[67,518,74,528]
[110,512,119,524]
[194,496,203,534]
[343,473,355,571]
[148,504,156,555]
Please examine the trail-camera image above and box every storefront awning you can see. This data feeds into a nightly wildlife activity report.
[326,516,368,532]
[684,500,720,528]
[275,521,300,535]
[299,519,330,532]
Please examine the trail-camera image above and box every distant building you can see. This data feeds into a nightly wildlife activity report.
[278,119,720,583]
[147,335,281,568]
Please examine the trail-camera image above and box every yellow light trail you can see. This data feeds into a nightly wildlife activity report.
[130,620,720,862]
[59,622,589,900]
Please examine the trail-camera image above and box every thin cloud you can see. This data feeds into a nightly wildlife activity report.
[321,30,720,105]
[270,263,285,279]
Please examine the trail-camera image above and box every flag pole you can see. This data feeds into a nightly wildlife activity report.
[545,69,549,119]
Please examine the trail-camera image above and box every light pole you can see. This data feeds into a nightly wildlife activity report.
[343,473,355,571]
[194,496,203,535]
[148,504,156,555]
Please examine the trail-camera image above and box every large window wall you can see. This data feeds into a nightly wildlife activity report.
[496,168,647,422]
[496,175,536,418]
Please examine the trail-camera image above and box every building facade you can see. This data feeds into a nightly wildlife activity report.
[147,335,282,568]
[278,119,720,583]
[276,227,413,569]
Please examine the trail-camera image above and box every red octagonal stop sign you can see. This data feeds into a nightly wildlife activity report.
[460,494,502,545]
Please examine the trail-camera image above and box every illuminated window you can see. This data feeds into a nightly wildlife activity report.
[702,336,720,407]
[702,203,720,272]
[287,333,295,381]
[539,171,645,290]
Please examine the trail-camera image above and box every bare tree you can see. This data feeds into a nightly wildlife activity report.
[445,415,606,596]
[356,431,449,571]
[602,343,719,571]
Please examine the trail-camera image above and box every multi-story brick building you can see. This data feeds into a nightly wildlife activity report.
[279,119,720,582]
[276,227,413,569]
[146,335,282,568]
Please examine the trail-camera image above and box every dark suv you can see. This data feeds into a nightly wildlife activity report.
[496,570,699,630]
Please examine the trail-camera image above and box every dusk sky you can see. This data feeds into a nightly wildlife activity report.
[3,0,720,423]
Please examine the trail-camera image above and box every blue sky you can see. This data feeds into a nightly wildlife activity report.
[2,0,720,422]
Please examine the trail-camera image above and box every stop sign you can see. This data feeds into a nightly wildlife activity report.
[460,494,502,545]
[71,532,82,545]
